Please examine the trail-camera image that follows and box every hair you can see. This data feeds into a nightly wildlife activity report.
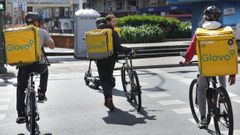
[105,14,115,22]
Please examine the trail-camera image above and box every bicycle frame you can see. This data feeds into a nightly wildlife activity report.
[123,54,134,80]
[25,73,39,135]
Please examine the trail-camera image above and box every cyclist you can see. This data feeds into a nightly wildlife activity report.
[16,12,55,124]
[181,6,236,129]
[95,15,132,111]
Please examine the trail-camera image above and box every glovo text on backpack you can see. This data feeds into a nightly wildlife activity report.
[196,26,238,76]
[3,25,41,66]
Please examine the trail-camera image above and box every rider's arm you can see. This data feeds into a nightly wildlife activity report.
[185,34,197,63]
[229,74,236,85]
[41,29,55,49]
[45,37,55,49]
[113,30,131,54]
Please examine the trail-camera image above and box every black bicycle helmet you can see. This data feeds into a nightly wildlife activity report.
[25,12,42,25]
[96,18,107,28]
[203,6,222,21]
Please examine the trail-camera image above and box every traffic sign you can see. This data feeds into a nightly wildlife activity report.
[0,0,5,11]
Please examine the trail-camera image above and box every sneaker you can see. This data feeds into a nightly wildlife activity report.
[16,113,26,124]
[104,98,115,111]
[198,117,208,129]
[38,93,47,103]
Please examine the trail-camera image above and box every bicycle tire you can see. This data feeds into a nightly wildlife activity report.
[189,79,211,125]
[29,91,36,135]
[214,86,234,135]
[121,66,131,101]
[131,71,142,112]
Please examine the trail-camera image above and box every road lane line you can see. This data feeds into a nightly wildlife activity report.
[0,98,11,103]
[0,105,8,111]
[158,100,185,105]
[147,92,171,98]
[156,70,193,85]
[189,118,214,125]
[172,107,191,114]
[0,114,6,120]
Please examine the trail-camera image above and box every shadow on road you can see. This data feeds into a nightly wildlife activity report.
[136,69,167,92]
[102,108,156,126]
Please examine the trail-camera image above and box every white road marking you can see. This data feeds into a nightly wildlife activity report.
[155,70,193,85]
[0,105,8,111]
[147,92,171,98]
[228,92,239,98]
[0,98,11,103]
[232,98,240,103]
[188,118,214,125]
[0,91,14,96]
[172,107,191,114]
[222,129,240,135]
[0,114,6,120]
[158,100,185,105]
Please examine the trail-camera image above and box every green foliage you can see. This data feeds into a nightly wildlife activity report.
[117,15,192,41]
[121,25,165,43]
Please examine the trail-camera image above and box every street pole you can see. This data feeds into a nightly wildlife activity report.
[79,0,82,9]
[0,10,7,74]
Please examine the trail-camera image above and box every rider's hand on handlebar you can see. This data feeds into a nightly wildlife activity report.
[129,48,136,57]
[228,75,236,86]
[179,61,191,65]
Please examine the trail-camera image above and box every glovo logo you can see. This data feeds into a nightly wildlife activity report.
[88,41,107,50]
[7,40,34,52]
[202,50,235,62]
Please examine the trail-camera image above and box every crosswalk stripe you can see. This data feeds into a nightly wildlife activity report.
[147,92,171,98]
[172,107,191,114]
[233,129,240,135]
[158,100,185,105]
[228,92,239,98]
[188,118,214,125]
[232,98,240,103]
[0,91,14,96]
[155,70,193,85]
[0,105,8,111]
[0,114,6,120]
[221,129,240,135]
[0,98,11,103]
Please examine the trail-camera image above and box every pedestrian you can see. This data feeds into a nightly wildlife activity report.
[95,15,133,111]
[16,12,55,124]
[181,6,236,129]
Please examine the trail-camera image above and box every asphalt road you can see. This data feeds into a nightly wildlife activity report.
[0,57,240,135]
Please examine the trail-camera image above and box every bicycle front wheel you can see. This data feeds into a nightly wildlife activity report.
[131,71,142,112]
[214,87,234,135]
[121,66,131,101]
[29,92,36,135]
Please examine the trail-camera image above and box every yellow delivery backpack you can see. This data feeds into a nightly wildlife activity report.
[196,26,238,76]
[85,29,113,60]
[4,25,41,65]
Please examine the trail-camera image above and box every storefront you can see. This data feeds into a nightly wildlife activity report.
[166,0,240,39]
[138,4,192,21]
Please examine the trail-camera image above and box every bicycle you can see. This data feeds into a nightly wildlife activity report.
[25,72,40,135]
[120,52,142,112]
[189,74,234,135]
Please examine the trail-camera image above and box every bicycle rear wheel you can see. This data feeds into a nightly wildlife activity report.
[214,87,234,135]
[189,79,211,125]
[131,71,142,112]
[121,66,131,101]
